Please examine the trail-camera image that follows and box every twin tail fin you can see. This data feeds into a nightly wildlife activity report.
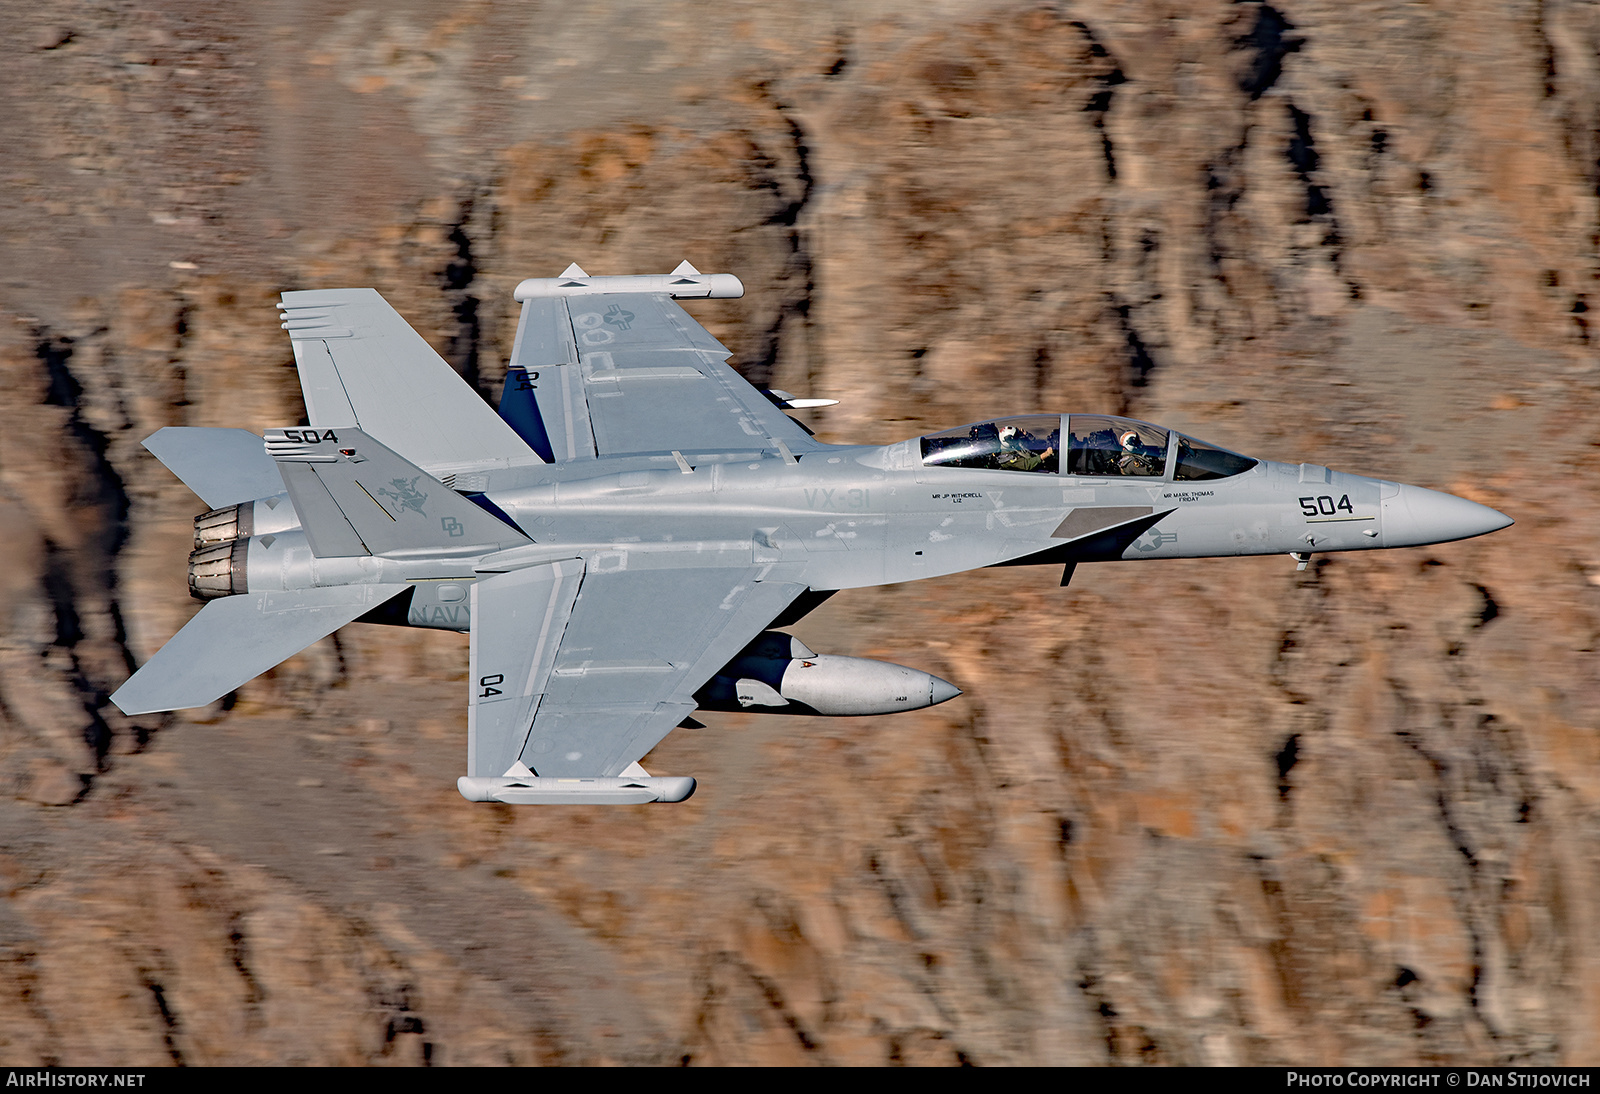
[265,427,530,557]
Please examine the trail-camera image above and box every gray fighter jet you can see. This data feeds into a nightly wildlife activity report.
[111,263,1512,804]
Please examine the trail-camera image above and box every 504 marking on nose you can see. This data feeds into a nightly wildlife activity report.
[1299,494,1375,524]
[1299,494,1354,517]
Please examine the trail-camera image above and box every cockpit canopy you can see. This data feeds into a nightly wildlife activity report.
[920,414,1257,481]
[920,415,1061,474]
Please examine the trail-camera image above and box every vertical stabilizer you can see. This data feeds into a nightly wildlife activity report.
[278,288,544,476]
[498,367,556,463]
[264,427,530,557]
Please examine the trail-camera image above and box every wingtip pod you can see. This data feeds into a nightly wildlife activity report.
[514,267,743,301]
[456,775,697,805]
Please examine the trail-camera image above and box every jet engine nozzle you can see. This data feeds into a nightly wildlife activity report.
[193,503,250,549]
[188,539,249,600]
[187,497,312,599]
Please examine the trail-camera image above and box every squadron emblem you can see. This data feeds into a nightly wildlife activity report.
[377,476,429,517]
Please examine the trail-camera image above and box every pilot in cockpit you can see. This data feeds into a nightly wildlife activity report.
[1117,429,1160,477]
[998,424,1055,472]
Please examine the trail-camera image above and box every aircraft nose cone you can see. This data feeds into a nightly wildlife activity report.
[930,675,962,706]
[1382,483,1513,548]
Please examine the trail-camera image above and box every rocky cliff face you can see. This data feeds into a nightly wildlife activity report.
[1,0,1597,1065]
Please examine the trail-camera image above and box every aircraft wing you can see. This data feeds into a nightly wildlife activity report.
[508,291,815,461]
[467,557,807,778]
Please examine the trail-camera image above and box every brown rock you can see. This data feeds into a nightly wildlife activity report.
[0,0,1596,1067]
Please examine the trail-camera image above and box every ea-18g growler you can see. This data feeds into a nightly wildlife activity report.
[112,262,1512,804]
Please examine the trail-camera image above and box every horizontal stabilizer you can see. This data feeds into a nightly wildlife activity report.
[456,774,696,805]
[142,427,283,508]
[265,427,531,557]
[111,584,410,714]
